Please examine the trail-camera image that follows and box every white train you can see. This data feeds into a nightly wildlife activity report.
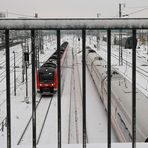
[86,47,148,142]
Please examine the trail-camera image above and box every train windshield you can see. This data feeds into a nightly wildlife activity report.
[39,72,54,83]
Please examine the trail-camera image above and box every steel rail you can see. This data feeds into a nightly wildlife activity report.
[73,51,79,143]
[68,52,73,144]
[75,48,89,143]
[36,96,54,144]
[17,96,43,145]
[100,42,148,67]
[0,55,22,82]
[100,47,148,80]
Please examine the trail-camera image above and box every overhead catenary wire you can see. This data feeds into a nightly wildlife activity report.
[113,5,148,18]
[125,7,148,16]
[1,10,37,18]
[126,6,148,9]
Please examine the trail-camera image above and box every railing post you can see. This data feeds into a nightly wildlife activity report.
[57,30,61,148]
[5,29,11,148]
[107,29,111,148]
[132,29,136,148]
[82,29,86,148]
[13,51,16,96]
[31,29,36,148]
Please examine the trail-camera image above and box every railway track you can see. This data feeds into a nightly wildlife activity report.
[17,95,54,145]
[0,41,23,51]
[99,46,148,91]
[68,49,79,143]
[68,48,88,143]
[75,49,89,143]
[100,42,148,65]
[0,40,55,121]
[100,44,148,77]
[0,49,26,124]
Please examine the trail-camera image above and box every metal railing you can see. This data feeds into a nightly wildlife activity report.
[0,18,146,148]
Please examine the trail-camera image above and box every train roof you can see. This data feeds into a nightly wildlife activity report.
[39,41,68,71]
[86,50,148,140]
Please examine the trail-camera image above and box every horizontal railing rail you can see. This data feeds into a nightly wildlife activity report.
[0,18,148,29]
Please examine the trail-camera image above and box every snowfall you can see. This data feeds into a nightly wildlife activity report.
[0,33,147,148]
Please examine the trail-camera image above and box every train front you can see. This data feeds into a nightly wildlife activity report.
[38,66,57,95]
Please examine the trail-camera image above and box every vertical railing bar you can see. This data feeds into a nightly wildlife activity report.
[31,29,36,148]
[82,29,86,148]
[132,29,136,148]
[107,29,111,148]
[6,29,11,148]
[57,30,61,148]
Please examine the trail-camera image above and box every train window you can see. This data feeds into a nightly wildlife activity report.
[39,72,54,83]
[86,46,91,49]
[88,49,96,53]
[141,64,148,66]
[50,56,57,60]
[43,63,56,68]
[48,59,57,64]
[96,64,101,66]
[98,57,102,60]
[112,71,119,75]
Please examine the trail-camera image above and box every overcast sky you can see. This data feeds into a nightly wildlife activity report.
[1,0,148,18]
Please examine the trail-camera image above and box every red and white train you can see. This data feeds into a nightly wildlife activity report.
[36,41,68,95]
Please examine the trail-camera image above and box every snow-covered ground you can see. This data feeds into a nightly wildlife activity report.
[0,34,147,148]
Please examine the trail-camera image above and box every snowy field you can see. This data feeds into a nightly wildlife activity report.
[0,34,147,148]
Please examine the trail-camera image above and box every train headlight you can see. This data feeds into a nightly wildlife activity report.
[40,84,43,86]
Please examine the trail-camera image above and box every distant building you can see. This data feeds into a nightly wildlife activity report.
[0,12,6,18]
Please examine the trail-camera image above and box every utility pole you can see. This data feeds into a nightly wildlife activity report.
[21,34,29,103]
[40,31,44,54]
[35,13,39,69]
[119,3,124,65]
[21,34,29,83]
[34,13,43,69]
[119,4,122,18]
[13,51,16,96]
[97,13,101,50]
[97,13,101,18]
[21,39,25,83]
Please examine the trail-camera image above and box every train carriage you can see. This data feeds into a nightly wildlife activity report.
[86,47,148,142]
[36,41,68,95]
